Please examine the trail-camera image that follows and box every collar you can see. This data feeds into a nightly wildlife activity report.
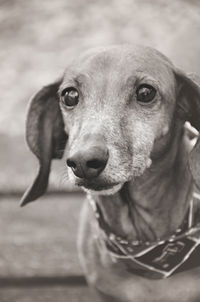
[88,192,200,279]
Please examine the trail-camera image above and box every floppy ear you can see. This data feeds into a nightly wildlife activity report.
[175,70,200,189]
[20,80,68,206]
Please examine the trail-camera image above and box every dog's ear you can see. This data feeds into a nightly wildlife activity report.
[20,80,68,206]
[175,70,200,189]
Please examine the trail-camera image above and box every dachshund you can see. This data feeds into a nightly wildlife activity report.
[21,45,200,301]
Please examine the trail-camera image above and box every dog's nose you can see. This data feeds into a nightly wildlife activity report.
[66,146,109,179]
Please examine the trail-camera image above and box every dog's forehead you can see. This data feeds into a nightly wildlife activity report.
[63,45,175,87]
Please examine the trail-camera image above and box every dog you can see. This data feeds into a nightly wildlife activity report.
[21,45,200,301]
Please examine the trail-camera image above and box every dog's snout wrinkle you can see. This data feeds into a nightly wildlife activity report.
[67,145,109,179]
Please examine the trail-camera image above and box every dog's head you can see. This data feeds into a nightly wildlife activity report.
[21,45,200,206]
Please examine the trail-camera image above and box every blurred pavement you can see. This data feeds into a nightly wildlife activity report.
[0,287,93,302]
[0,193,96,301]
[0,194,84,278]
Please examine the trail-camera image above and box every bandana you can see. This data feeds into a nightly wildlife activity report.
[89,192,200,279]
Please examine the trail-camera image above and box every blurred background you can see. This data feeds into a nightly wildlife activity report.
[0,0,200,301]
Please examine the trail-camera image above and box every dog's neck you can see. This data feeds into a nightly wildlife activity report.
[91,125,194,243]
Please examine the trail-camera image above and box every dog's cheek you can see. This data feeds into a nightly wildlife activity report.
[61,107,82,148]
[104,140,134,182]
[131,122,155,176]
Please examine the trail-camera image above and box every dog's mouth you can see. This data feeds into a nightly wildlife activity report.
[75,178,122,194]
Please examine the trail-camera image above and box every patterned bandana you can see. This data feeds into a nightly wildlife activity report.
[89,192,200,279]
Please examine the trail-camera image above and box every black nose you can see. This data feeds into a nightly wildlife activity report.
[66,146,109,179]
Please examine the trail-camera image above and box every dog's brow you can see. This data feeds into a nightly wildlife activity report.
[124,74,157,91]
[60,73,89,93]
[74,73,89,86]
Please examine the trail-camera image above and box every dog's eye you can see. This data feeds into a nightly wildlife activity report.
[61,87,79,108]
[136,84,156,104]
